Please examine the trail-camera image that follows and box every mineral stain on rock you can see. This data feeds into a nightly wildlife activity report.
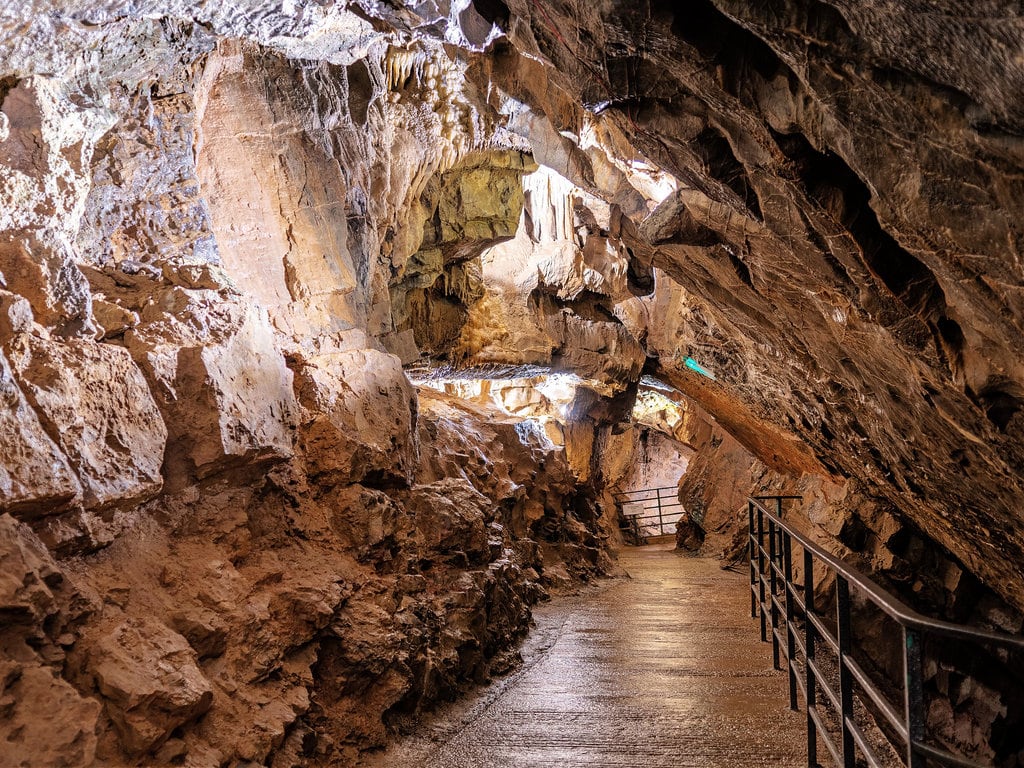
[0,2,1023,766]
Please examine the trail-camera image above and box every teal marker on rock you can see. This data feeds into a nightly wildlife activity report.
[684,357,716,380]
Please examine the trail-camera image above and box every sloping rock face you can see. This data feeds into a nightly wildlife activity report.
[464,0,1024,613]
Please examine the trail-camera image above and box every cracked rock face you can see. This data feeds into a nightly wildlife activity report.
[473,0,1024,612]
[1,0,1023,765]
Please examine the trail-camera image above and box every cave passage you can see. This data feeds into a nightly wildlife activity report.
[4,3,1024,767]
[372,543,809,768]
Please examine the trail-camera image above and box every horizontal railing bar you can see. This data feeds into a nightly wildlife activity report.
[753,495,805,500]
[626,507,684,520]
[758,576,778,611]
[807,658,842,712]
[845,714,884,768]
[809,706,842,767]
[620,500,685,506]
[622,498,685,505]
[914,740,990,768]
[791,626,807,658]
[613,486,682,497]
[808,612,840,654]
[844,655,907,740]
[756,543,781,572]
[791,657,806,696]
[770,593,788,620]
[749,498,1024,650]
[787,586,807,615]
[772,626,787,654]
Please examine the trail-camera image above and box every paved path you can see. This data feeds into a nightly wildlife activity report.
[370,543,810,768]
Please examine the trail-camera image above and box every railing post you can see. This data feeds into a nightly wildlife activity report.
[749,501,757,619]
[775,497,785,574]
[757,505,767,642]
[768,517,781,669]
[904,628,926,768]
[837,575,856,768]
[657,490,664,535]
[804,548,817,768]
[783,530,798,710]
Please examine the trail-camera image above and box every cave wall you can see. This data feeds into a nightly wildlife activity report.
[0,11,618,766]
[667,386,1024,762]
[465,0,1024,614]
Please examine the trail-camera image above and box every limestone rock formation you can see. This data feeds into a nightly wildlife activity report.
[0,348,82,519]
[293,348,417,487]
[6,335,166,512]
[0,514,101,766]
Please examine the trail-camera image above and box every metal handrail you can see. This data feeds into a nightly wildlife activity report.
[615,485,685,498]
[748,495,1024,768]
[614,486,687,538]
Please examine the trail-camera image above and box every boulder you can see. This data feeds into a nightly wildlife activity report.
[5,335,166,513]
[0,515,100,765]
[292,348,417,487]
[402,479,491,565]
[169,610,229,660]
[0,289,35,340]
[91,298,139,340]
[0,663,101,768]
[0,513,63,628]
[90,617,213,756]
[125,295,295,482]
[0,350,81,519]
[328,484,408,557]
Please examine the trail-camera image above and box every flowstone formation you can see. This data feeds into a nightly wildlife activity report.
[1,1,1023,765]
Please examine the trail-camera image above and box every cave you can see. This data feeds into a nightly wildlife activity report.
[2,2,1023,768]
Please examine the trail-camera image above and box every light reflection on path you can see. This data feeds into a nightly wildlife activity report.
[368,543,808,768]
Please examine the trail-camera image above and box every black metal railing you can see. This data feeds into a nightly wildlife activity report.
[748,495,1024,768]
[614,486,686,542]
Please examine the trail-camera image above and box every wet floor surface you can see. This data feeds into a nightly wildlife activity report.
[369,544,810,768]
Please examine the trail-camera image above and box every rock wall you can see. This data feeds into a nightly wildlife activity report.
[0,14,617,766]
[465,0,1024,615]
[1,380,611,766]
[666,385,1024,763]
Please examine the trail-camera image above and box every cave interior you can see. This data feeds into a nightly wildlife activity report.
[1,1,1023,766]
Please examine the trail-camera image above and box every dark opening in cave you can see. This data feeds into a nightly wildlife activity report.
[771,128,948,323]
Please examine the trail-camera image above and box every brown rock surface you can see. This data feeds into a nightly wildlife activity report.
[0,514,102,765]
[5,335,166,512]
[124,294,295,483]
[0,350,82,519]
[293,348,417,487]
[88,617,213,755]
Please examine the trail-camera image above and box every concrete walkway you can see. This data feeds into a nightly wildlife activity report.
[370,543,810,768]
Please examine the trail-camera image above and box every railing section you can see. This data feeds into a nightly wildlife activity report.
[614,486,686,541]
[748,495,1024,768]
